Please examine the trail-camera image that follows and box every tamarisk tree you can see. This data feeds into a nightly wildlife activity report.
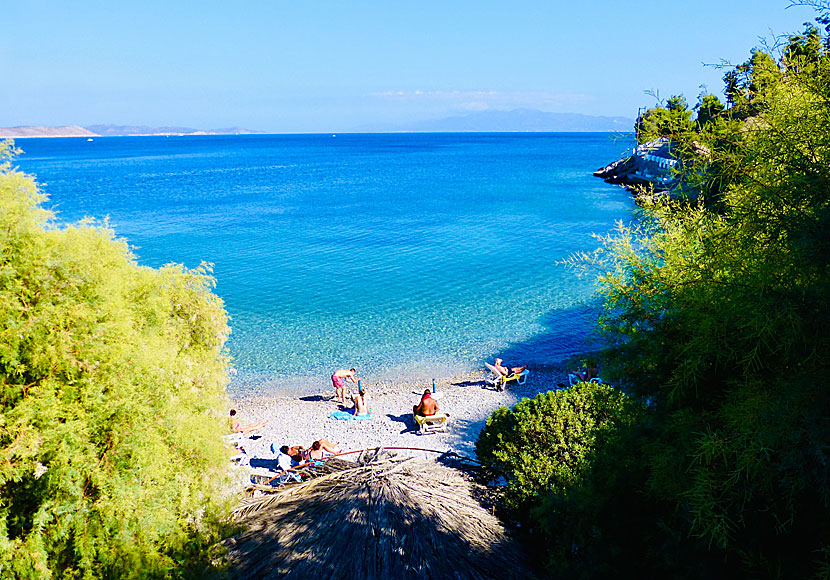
[0,141,233,579]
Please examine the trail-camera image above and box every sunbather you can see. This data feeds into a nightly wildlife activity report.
[287,445,306,463]
[573,359,599,382]
[413,389,439,417]
[493,358,527,377]
[263,445,303,485]
[304,439,341,460]
[352,385,370,415]
[229,409,268,434]
[277,445,298,471]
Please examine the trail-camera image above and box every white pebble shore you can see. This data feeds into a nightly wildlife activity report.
[230,363,571,463]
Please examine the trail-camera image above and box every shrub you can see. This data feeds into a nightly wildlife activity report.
[476,381,638,511]
[0,141,233,579]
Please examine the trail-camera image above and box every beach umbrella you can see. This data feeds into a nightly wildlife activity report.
[217,450,536,580]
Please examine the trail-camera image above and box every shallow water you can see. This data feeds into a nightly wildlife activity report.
[14,132,635,395]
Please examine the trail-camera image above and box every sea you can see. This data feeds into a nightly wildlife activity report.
[12,132,636,396]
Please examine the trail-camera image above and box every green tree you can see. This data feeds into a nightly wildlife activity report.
[0,141,234,579]
[695,93,725,126]
[635,94,695,143]
[592,16,830,577]
[783,22,823,74]
[723,69,741,108]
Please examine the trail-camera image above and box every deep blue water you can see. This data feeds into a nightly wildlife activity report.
[12,133,635,395]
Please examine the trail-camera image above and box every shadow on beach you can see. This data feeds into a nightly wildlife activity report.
[386,412,417,434]
[299,394,330,402]
[450,379,482,388]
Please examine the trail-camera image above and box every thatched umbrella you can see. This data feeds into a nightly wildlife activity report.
[218,450,536,580]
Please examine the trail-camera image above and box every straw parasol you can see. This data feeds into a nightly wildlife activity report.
[217,450,536,579]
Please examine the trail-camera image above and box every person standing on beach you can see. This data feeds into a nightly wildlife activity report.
[332,368,358,404]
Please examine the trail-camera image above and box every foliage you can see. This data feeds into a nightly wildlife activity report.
[0,141,234,579]
[587,10,830,578]
[635,94,695,142]
[476,382,638,510]
[694,93,725,127]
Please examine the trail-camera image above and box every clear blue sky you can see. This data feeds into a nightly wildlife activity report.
[0,0,819,133]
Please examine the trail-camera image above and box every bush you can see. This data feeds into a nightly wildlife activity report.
[476,381,638,511]
[0,141,233,579]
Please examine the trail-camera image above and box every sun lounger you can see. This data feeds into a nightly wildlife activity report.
[484,363,529,391]
[223,432,245,444]
[414,412,450,435]
[249,466,301,487]
[568,373,602,386]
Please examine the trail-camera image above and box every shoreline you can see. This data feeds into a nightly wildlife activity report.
[230,361,572,462]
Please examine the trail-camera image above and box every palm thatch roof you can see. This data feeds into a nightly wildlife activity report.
[217,450,536,579]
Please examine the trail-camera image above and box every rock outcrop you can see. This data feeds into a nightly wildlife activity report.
[594,138,679,192]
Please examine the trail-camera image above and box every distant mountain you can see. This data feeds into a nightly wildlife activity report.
[0,125,97,138]
[84,124,266,136]
[0,124,266,138]
[360,109,634,133]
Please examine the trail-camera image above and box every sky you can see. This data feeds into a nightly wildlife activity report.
[0,0,821,133]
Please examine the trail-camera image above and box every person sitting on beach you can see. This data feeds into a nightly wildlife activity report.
[332,368,358,405]
[493,358,528,377]
[287,445,306,463]
[413,389,439,417]
[304,439,341,461]
[276,445,297,471]
[352,385,370,415]
[574,360,599,382]
[229,409,269,434]
[270,445,305,484]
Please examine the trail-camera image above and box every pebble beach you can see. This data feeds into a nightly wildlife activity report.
[229,362,572,465]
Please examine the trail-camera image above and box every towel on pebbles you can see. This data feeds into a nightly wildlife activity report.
[329,410,372,421]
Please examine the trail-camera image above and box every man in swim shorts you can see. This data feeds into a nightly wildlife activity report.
[413,389,439,417]
[331,368,357,404]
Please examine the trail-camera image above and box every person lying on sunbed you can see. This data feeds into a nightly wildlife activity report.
[229,409,269,434]
[493,358,527,377]
[573,359,599,382]
[413,389,439,417]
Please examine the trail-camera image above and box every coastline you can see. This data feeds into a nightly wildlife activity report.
[230,361,572,462]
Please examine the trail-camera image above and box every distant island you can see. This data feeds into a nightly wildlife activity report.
[356,108,635,133]
[1,110,636,137]
[0,124,267,138]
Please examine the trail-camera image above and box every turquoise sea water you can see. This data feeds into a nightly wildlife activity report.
[13,133,635,395]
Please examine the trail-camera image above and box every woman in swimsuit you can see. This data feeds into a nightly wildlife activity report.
[229,409,268,434]
[493,359,527,377]
[352,385,370,415]
[304,439,341,461]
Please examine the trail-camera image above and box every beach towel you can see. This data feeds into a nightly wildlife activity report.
[329,410,372,421]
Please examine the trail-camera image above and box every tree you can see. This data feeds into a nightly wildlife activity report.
[695,93,725,126]
[635,94,695,143]
[592,15,830,577]
[0,141,234,579]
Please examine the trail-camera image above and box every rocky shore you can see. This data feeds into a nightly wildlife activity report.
[230,362,572,464]
[594,137,678,191]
